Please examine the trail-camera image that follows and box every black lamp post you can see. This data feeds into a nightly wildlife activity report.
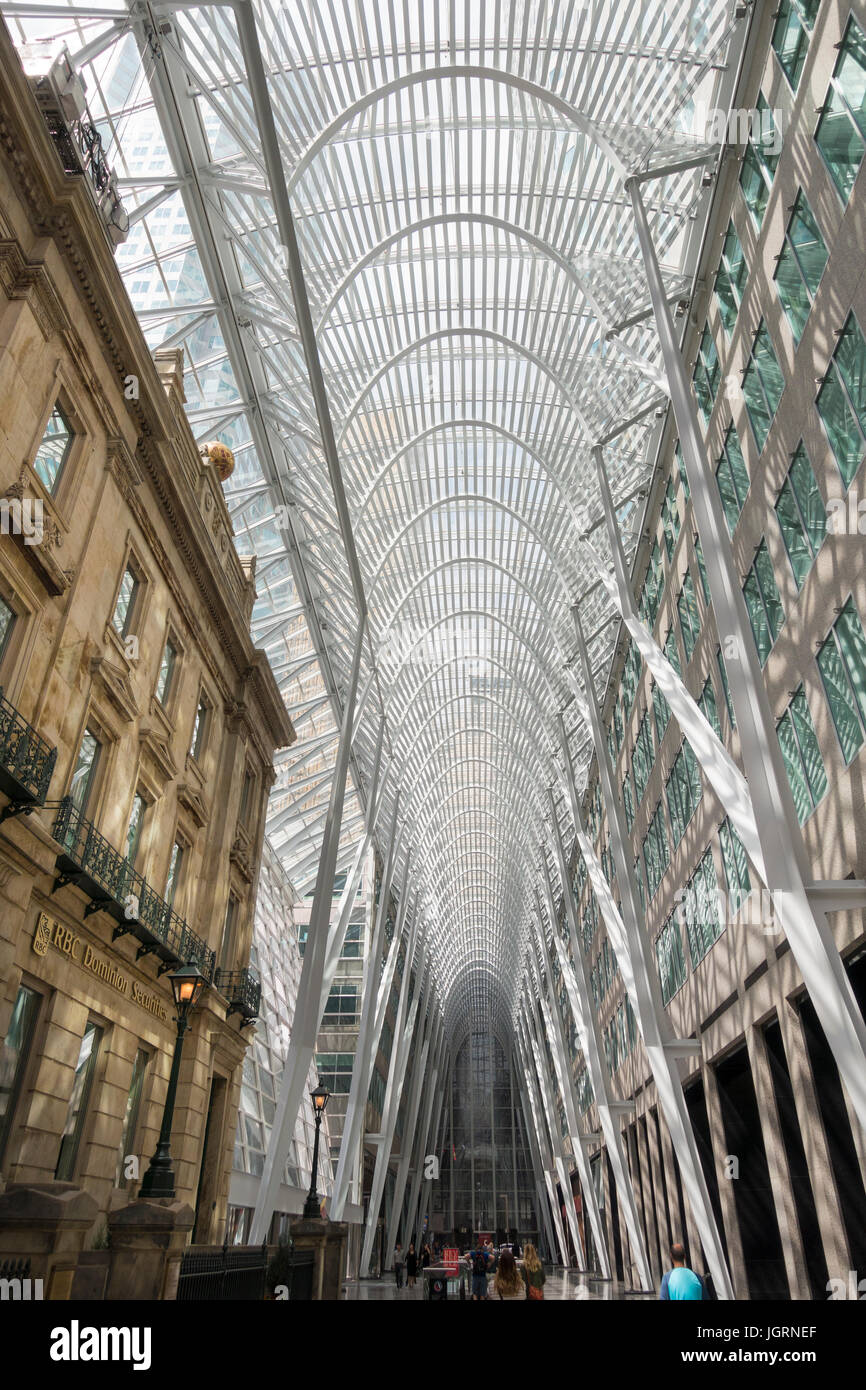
[139,961,207,1200]
[302,1082,330,1218]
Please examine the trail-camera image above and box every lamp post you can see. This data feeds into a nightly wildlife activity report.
[139,962,207,1200]
[302,1082,330,1218]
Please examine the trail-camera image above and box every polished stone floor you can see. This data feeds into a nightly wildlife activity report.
[343,1270,653,1300]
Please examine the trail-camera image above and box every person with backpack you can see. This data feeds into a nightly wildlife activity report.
[659,1243,707,1300]
[521,1243,546,1300]
[470,1246,489,1300]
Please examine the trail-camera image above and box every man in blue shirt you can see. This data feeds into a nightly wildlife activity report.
[659,1243,706,1300]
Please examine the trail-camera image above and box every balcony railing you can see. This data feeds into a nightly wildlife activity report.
[214,967,261,1022]
[0,687,57,820]
[52,796,214,979]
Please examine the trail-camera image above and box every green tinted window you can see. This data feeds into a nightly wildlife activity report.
[743,539,784,665]
[743,321,785,450]
[774,192,827,343]
[817,313,866,488]
[699,675,721,738]
[817,597,866,762]
[815,17,866,202]
[656,916,687,1004]
[719,817,751,913]
[715,221,747,334]
[775,444,826,589]
[692,324,720,423]
[716,424,750,532]
[661,477,680,559]
[677,570,701,662]
[642,801,670,899]
[776,687,827,823]
[772,0,818,92]
[739,96,781,225]
[681,849,724,968]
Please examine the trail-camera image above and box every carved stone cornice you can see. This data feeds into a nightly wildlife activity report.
[177,781,209,830]
[138,720,178,784]
[2,466,73,596]
[89,652,139,723]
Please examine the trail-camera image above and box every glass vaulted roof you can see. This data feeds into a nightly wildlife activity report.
[7,0,738,1045]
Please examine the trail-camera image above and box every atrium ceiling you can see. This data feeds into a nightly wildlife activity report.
[7,0,742,1045]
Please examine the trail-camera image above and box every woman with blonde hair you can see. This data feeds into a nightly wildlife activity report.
[492,1248,524,1300]
[521,1243,546,1301]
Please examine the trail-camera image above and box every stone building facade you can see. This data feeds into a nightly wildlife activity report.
[0,25,293,1247]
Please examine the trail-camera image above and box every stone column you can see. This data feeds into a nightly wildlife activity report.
[105,1197,194,1300]
[0,1181,98,1298]
[289,1216,348,1300]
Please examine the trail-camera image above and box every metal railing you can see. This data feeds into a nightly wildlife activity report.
[0,687,57,814]
[214,966,261,1021]
[176,1243,274,1301]
[52,796,214,979]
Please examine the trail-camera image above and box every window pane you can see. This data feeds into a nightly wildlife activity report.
[156,640,176,704]
[775,447,825,590]
[116,1049,148,1187]
[716,425,750,532]
[69,729,100,814]
[126,793,146,865]
[55,1021,102,1181]
[772,0,810,91]
[0,985,39,1162]
[0,595,15,663]
[112,566,139,638]
[33,404,73,493]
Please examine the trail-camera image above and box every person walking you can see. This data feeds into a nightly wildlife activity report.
[521,1243,546,1301]
[421,1243,432,1269]
[492,1249,524,1301]
[393,1242,405,1290]
[659,1243,706,1300]
[406,1242,418,1288]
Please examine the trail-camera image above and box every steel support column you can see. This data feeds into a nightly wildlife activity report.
[538,834,652,1290]
[569,610,734,1298]
[250,618,365,1244]
[529,905,611,1277]
[359,936,427,1275]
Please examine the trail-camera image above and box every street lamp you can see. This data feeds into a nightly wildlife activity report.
[139,961,207,1200]
[302,1082,330,1218]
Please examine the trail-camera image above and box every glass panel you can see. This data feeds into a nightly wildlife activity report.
[191,697,208,759]
[69,729,100,814]
[719,818,751,913]
[116,1048,148,1187]
[156,639,176,704]
[772,0,810,91]
[716,423,750,533]
[775,445,825,589]
[126,792,146,865]
[33,403,74,493]
[715,222,747,333]
[817,599,866,762]
[112,565,139,638]
[0,595,16,664]
[55,1021,102,1181]
[165,841,184,907]
[0,984,39,1162]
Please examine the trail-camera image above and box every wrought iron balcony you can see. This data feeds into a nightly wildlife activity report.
[0,687,57,822]
[52,796,215,979]
[214,967,261,1022]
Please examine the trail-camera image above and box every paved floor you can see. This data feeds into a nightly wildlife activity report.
[343,1271,653,1300]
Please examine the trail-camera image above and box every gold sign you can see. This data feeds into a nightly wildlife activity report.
[33,912,169,1022]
